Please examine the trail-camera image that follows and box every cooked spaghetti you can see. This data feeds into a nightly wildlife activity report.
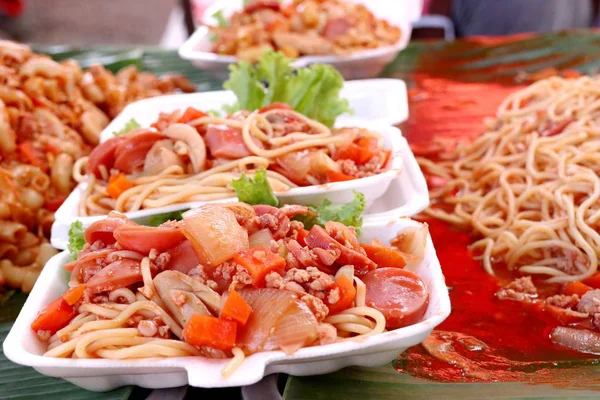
[75,104,391,216]
[419,75,600,283]
[31,202,428,376]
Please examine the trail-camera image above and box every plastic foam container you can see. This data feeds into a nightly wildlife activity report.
[180,0,423,80]
[5,217,450,391]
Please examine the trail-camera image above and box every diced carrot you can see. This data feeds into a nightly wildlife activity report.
[106,173,134,199]
[233,247,286,287]
[360,244,407,268]
[326,170,355,183]
[562,69,582,79]
[221,289,253,326]
[30,296,76,333]
[583,272,600,289]
[563,281,592,297]
[258,102,293,113]
[19,141,48,172]
[327,274,356,315]
[63,284,86,306]
[296,229,309,247]
[178,107,208,124]
[183,315,237,350]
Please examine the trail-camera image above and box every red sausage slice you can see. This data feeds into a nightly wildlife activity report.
[113,131,165,174]
[84,218,126,245]
[86,136,125,178]
[113,224,186,254]
[363,268,429,330]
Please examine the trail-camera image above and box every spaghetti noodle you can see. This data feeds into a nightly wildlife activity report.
[419,76,600,283]
[75,107,390,216]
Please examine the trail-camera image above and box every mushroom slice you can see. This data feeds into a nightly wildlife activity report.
[154,270,221,327]
[163,123,206,173]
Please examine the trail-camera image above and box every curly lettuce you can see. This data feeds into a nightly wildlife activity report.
[298,191,366,232]
[67,221,86,261]
[223,51,351,126]
[231,168,280,207]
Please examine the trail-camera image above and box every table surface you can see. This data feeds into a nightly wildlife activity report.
[4,31,600,399]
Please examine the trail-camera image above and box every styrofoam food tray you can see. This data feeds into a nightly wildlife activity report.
[5,218,450,391]
[99,79,408,143]
[51,122,429,250]
[179,0,420,80]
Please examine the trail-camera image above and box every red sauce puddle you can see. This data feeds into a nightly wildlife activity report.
[396,74,600,385]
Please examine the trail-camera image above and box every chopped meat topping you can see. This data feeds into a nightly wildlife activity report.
[327,287,341,304]
[495,277,538,302]
[214,261,237,281]
[229,266,254,291]
[545,294,580,309]
[300,293,329,321]
[338,157,384,178]
[577,289,600,314]
[188,265,208,280]
[36,329,52,343]
[154,252,171,269]
[172,290,187,307]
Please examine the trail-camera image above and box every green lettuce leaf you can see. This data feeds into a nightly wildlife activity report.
[231,168,279,207]
[223,50,351,126]
[148,210,187,227]
[67,221,85,260]
[212,10,228,27]
[113,118,140,136]
[298,191,365,232]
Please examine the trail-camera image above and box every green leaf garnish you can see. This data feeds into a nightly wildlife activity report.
[231,168,279,207]
[297,191,365,232]
[67,221,85,261]
[113,118,140,136]
[212,10,228,27]
[223,50,351,126]
[148,210,187,227]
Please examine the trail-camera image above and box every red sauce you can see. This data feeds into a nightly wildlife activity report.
[397,74,600,383]
[395,220,599,382]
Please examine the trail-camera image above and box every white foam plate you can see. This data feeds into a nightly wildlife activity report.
[5,217,450,392]
[180,0,422,80]
[51,122,429,250]
[99,79,408,143]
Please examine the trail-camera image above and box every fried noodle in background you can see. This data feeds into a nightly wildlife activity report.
[418,75,600,283]
[0,41,195,292]
[75,109,388,216]
[210,0,401,61]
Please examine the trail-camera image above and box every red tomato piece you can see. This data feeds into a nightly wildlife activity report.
[178,107,208,124]
[84,218,126,245]
[326,170,355,182]
[205,124,252,159]
[86,136,125,178]
[113,131,165,174]
[258,102,293,113]
[113,224,186,254]
[243,0,280,13]
[31,296,76,334]
[85,258,143,294]
[363,268,429,329]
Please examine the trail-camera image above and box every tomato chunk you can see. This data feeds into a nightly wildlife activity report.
[183,315,237,350]
[363,268,429,329]
[178,107,208,124]
[258,102,293,113]
[31,296,76,334]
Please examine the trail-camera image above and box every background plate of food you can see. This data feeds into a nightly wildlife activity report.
[179,0,420,80]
